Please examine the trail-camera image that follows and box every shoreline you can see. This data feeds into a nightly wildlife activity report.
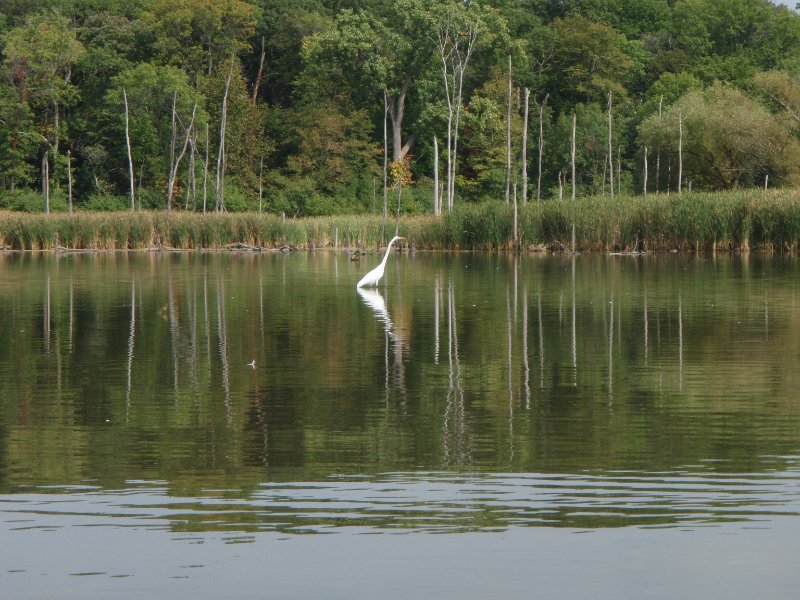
[1,189,799,253]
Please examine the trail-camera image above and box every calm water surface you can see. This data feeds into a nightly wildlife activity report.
[1,250,800,598]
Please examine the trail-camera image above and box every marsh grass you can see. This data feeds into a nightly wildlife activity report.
[1,189,799,251]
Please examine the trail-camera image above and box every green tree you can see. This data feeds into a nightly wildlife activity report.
[639,84,800,189]
[550,14,638,105]
[302,2,428,164]
[548,103,615,196]
[253,4,330,107]
[285,99,379,201]
[2,11,85,189]
[460,68,523,200]
[665,0,800,82]
[552,0,671,39]
[200,60,272,208]
[103,62,206,199]
[0,80,37,189]
[752,70,800,126]
[641,72,702,117]
[141,0,260,77]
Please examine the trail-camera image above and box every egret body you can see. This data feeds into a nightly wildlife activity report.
[356,236,405,288]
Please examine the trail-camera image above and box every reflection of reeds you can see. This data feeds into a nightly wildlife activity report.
[443,280,471,466]
[3,189,800,251]
[126,278,135,422]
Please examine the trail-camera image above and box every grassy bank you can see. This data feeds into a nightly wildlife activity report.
[1,189,799,252]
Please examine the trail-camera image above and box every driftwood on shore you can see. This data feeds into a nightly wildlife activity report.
[224,242,298,253]
[226,242,263,251]
[55,245,107,253]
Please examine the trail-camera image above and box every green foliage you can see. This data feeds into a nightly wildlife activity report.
[0,188,67,212]
[639,83,800,190]
[460,74,519,200]
[104,62,207,195]
[140,0,260,77]
[137,187,166,210]
[641,72,703,117]
[82,193,129,211]
[0,83,37,188]
[256,6,331,107]
[547,103,614,196]
[285,100,379,197]
[2,12,85,111]
[550,14,637,104]
[752,70,800,125]
[2,0,800,210]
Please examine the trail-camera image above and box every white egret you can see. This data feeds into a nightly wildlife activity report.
[356,236,405,288]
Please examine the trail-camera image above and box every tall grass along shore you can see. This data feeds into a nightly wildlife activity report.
[1,189,799,252]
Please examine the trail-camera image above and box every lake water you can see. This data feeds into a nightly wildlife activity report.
[1,250,800,598]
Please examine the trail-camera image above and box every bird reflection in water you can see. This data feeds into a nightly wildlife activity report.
[357,287,407,398]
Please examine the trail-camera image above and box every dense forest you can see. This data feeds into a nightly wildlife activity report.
[2,0,800,216]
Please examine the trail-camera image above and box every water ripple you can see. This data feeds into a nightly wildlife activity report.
[3,468,800,535]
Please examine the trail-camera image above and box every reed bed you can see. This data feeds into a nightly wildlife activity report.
[1,189,799,252]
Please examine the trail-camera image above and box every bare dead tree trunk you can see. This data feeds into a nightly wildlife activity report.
[395,182,401,237]
[203,123,209,213]
[53,100,59,155]
[571,112,576,202]
[655,95,662,193]
[450,42,473,209]
[643,145,648,198]
[42,149,50,213]
[52,101,59,187]
[433,135,440,215]
[386,79,415,162]
[677,111,683,194]
[123,89,135,210]
[537,94,548,202]
[138,160,143,209]
[382,90,389,244]
[216,66,233,212]
[435,12,478,211]
[67,149,73,213]
[513,181,518,250]
[258,155,264,213]
[167,99,197,211]
[521,88,530,206]
[189,130,197,210]
[505,55,512,204]
[667,159,671,196]
[439,44,454,212]
[251,36,265,105]
[168,92,177,211]
[607,91,614,197]
[571,113,576,253]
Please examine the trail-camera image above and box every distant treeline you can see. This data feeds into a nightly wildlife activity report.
[2,191,800,252]
[2,0,800,215]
